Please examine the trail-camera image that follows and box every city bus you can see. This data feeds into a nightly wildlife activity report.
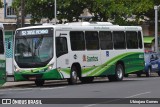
[0,23,6,86]
[13,22,144,86]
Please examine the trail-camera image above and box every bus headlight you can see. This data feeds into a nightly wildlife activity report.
[48,64,54,71]
[14,66,20,72]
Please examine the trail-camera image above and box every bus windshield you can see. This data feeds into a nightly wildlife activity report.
[14,28,53,68]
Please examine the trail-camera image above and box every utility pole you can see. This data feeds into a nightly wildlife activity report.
[54,0,57,24]
[21,0,25,27]
[154,5,160,53]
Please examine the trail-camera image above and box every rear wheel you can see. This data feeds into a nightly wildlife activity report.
[35,80,44,86]
[108,64,124,81]
[67,66,78,85]
[146,68,151,77]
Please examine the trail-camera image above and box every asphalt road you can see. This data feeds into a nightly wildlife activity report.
[0,75,160,107]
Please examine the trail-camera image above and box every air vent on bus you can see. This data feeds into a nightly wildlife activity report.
[65,22,114,26]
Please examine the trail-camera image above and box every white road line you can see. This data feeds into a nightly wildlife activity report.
[8,88,33,91]
[125,91,151,98]
[40,86,66,90]
[83,104,97,107]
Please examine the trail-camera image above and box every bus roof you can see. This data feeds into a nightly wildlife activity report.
[16,22,142,31]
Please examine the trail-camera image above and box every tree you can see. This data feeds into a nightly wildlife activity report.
[12,0,160,25]
[0,1,3,8]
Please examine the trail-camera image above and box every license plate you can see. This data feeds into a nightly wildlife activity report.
[29,77,36,80]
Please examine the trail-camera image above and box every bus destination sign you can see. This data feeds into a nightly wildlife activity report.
[21,29,49,36]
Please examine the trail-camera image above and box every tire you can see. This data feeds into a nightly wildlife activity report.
[35,80,44,86]
[108,64,124,81]
[67,66,78,85]
[146,68,151,77]
[80,77,94,83]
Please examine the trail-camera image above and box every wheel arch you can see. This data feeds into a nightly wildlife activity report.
[71,62,82,78]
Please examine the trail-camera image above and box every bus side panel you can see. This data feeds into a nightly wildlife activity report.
[123,50,144,74]
[87,50,144,77]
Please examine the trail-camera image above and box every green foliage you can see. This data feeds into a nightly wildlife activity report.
[0,1,3,8]
[12,0,160,25]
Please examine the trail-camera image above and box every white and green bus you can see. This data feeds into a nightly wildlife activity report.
[13,22,144,86]
[0,23,6,86]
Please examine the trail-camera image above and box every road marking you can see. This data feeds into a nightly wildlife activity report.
[83,104,97,107]
[125,91,151,98]
[8,88,33,91]
[40,86,66,90]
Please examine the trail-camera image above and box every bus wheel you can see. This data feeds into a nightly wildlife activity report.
[146,68,151,77]
[35,80,44,86]
[67,66,78,85]
[80,77,94,83]
[108,64,124,81]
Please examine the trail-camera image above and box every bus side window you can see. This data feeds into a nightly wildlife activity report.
[56,37,68,57]
[138,31,143,49]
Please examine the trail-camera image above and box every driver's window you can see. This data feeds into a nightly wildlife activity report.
[56,37,68,57]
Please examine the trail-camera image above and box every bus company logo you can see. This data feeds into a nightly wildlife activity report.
[2,99,11,104]
[83,55,98,62]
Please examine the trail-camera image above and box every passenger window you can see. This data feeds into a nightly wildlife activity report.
[99,31,113,50]
[126,31,138,49]
[70,31,85,51]
[113,31,126,49]
[85,31,99,50]
[138,31,143,49]
[56,37,68,57]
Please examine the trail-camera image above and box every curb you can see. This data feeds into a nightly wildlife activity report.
[0,80,67,89]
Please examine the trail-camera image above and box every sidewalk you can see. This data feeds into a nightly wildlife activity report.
[1,80,67,89]
[1,81,35,88]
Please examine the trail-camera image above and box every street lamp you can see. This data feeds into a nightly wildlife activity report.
[154,5,160,53]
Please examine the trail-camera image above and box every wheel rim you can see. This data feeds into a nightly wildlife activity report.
[117,66,123,79]
[72,70,77,82]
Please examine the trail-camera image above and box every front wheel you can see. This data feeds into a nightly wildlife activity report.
[67,66,78,85]
[108,64,124,81]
